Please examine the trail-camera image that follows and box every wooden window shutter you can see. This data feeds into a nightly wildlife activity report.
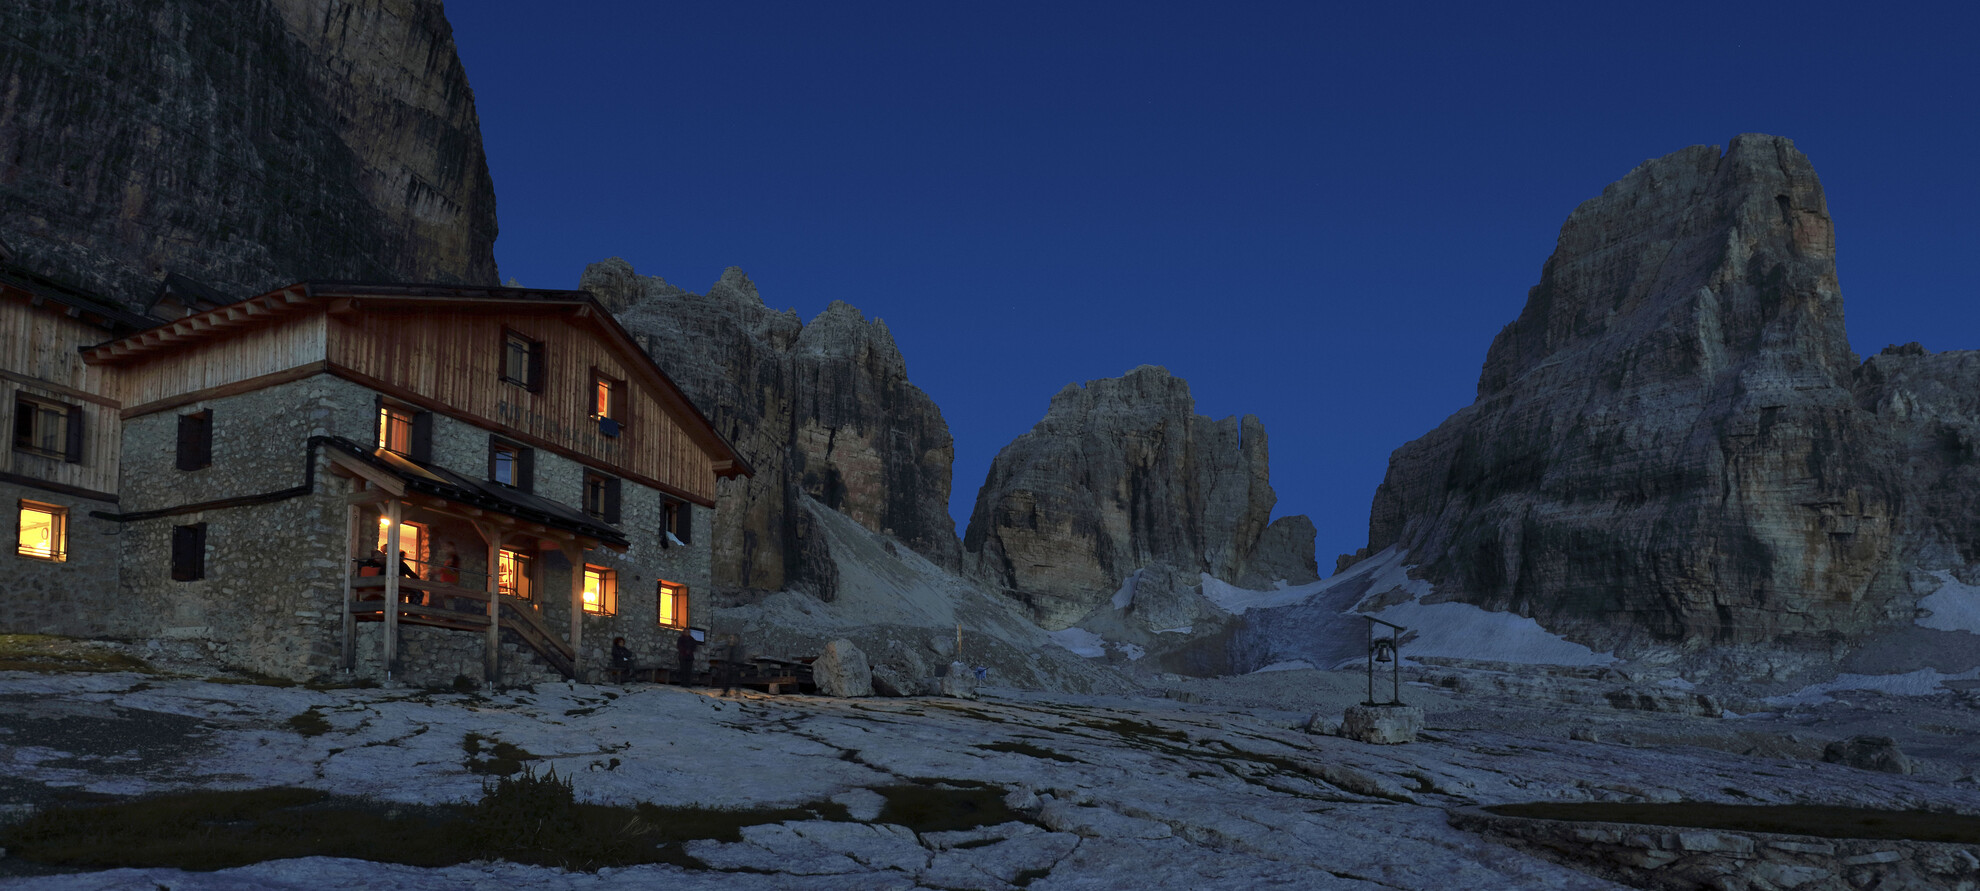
[677,502,692,544]
[177,414,199,471]
[63,404,83,463]
[486,434,499,481]
[604,477,622,525]
[527,340,546,393]
[410,411,433,463]
[177,412,212,471]
[171,523,206,581]
[516,447,535,493]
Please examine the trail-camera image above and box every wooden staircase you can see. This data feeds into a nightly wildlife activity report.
[350,578,575,679]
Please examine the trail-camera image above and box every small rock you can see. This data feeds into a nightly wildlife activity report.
[1569,726,1601,742]
[938,661,978,700]
[1340,704,1423,744]
[1304,713,1341,735]
[1822,735,1915,774]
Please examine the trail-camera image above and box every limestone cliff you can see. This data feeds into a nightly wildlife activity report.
[591,259,961,599]
[964,365,1319,632]
[0,0,499,301]
[1359,134,1980,659]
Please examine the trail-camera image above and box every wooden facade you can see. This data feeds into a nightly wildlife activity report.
[84,284,743,506]
[0,286,131,499]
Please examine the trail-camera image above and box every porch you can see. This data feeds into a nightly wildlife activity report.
[324,438,627,684]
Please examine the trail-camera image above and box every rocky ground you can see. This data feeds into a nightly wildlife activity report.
[2,645,1978,889]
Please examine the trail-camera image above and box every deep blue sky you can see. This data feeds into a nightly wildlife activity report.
[451,2,1978,569]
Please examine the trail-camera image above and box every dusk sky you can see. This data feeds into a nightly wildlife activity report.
[450,3,1978,568]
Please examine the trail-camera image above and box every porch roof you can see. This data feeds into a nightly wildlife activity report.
[321,437,630,548]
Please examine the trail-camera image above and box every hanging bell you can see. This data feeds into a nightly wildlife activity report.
[1372,640,1395,663]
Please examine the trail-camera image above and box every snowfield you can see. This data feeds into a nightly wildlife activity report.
[4,664,1980,890]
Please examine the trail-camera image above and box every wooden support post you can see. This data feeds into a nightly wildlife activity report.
[563,541,586,683]
[340,480,362,671]
[383,498,403,678]
[475,521,503,685]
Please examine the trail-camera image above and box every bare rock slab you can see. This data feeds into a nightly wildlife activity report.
[1341,704,1423,744]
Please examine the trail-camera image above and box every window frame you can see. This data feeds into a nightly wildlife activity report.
[16,499,67,562]
[582,565,618,616]
[583,472,621,525]
[497,548,534,601]
[662,500,692,547]
[657,580,688,628]
[499,328,545,393]
[13,393,81,463]
[377,404,415,455]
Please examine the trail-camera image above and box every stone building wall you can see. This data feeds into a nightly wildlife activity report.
[0,482,121,637]
[114,373,372,679]
[104,370,718,685]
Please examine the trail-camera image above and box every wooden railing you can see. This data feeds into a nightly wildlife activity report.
[350,578,574,678]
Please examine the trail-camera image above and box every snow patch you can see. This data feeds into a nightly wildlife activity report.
[1764,667,1980,707]
[1046,627,1107,659]
[1249,660,1317,673]
[1199,573,1330,614]
[1916,570,1980,634]
[1115,642,1146,661]
[1341,548,1615,667]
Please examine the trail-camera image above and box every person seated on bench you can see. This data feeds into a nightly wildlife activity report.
[610,637,637,684]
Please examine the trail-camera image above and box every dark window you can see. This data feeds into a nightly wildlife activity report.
[584,473,621,525]
[171,523,207,581]
[663,500,693,547]
[501,330,545,393]
[13,395,80,463]
[488,438,536,491]
[177,410,212,471]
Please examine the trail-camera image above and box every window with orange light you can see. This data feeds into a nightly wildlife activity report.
[657,580,687,628]
[377,405,414,454]
[591,375,618,421]
[498,549,533,600]
[16,500,65,561]
[375,517,425,578]
[582,565,617,616]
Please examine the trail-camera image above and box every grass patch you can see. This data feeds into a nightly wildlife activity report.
[974,740,1080,763]
[463,732,539,776]
[0,635,153,674]
[873,781,1035,834]
[1487,801,1980,843]
[0,771,874,874]
[286,707,332,738]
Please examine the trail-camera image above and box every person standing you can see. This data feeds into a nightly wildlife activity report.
[718,634,746,697]
[675,628,701,687]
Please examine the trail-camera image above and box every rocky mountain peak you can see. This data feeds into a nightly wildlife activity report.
[966,365,1317,633]
[597,258,960,598]
[1355,135,1980,667]
[1478,134,1848,401]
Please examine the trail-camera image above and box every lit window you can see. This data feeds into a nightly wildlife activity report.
[592,375,618,421]
[377,406,414,454]
[375,517,424,578]
[582,565,617,616]
[498,549,533,601]
[13,395,75,460]
[658,581,687,628]
[16,500,65,561]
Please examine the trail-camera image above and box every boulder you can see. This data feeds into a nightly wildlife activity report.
[812,639,873,698]
[938,661,978,700]
[1822,735,1915,775]
[1340,704,1422,745]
